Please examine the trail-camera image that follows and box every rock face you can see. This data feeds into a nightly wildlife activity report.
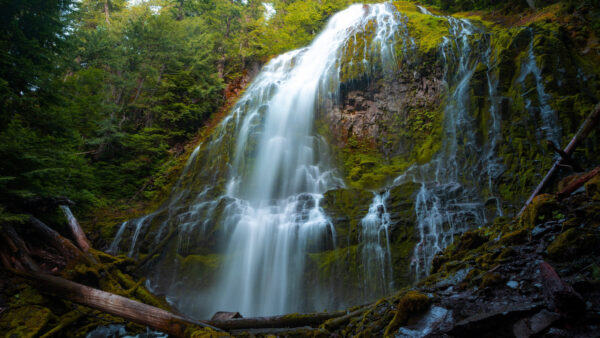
[325,65,444,157]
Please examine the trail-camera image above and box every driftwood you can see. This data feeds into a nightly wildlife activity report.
[556,166,600,199]
[60,205,92,252]
[539,262,585,315]
[206,310,347,330]
[519,103,600,216]
[17,270,224,337]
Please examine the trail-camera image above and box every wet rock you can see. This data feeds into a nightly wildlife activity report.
[539,262,586,315]
[512,309,560,338]
[507,280,519,289]
[436,268,472,288]
[531,224,551,238]
[447,303,541,337]
[396,306,453,337]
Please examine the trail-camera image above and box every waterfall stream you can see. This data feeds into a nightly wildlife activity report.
[114,3,406,318]
[394,8,492,280]
[110,2,563,317]
[360,191,394,297]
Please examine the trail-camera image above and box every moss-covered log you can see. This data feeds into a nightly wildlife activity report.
[207,311,347,330]
[17,271,223,337]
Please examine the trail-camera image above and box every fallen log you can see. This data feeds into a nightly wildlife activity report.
[321,306,370,331]
[556,166,600,199]
[60,205,92,253]
[16,270,224,337]
[206,310,347,330]
[519,103,600,216]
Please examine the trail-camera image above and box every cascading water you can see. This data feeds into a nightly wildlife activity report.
[394,8,492,280]
[207,4,405,317]
[109,1,566,318]
[117,3,407,318]
[517,29,562,147]
[360,191,394,297]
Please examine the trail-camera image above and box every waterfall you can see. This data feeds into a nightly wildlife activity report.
[110,1,565,316]
[394,8,489,280]
[360,191,393,297]
[517,29,561,147]
[114,3,407,318]
[211,3,407,317]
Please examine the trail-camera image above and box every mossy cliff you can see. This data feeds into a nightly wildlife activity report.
[318,0,600,209]
[332,170,600,337]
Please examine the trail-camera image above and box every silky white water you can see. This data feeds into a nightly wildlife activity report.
[124,3,407,318]
[209,4,403,316]
[394,8,491,280]
[360,191,394,297]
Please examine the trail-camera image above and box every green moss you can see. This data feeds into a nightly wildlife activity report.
[547,228,599,262]
[308,245,359,280]
[321,187,373,243]
[480,272,503,288]
[383,291,430,337]
[500,229,529,245]
[392,2,449,54]
[179,253,222,285]
[519,194,559,229]
[0,305,53,338]
[586,175,600,201]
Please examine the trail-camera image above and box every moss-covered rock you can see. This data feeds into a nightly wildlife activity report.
[547,227,600,261]
[383,291,430,337]
[519,194,559,229]
[585,174,600,201]
[0,305,53,338]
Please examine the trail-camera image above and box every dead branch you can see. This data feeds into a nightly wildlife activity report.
[519,103,600,216]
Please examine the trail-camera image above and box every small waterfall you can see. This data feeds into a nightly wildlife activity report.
[360,191,393,297]
[395,8,489,280]
[517,29,561,147]
[108,221,127,254]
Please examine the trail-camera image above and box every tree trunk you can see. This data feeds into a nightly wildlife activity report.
[519,103,600,216]
[104,0,111,26]
[206,311,346,330]
[321,306,370,331]
[28,216,86,262]
[3,224,40,272]
[18,271,223,337]
[60,206,92,253]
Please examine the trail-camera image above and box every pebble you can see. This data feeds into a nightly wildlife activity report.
[506,280,519,289]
